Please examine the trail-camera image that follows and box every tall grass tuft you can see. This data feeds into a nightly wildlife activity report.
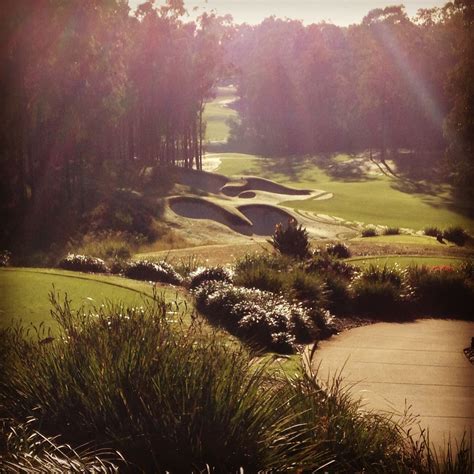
[0,291,294,472]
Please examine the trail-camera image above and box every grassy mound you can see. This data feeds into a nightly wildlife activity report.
[222,175,311,197]
[173,166,229,194]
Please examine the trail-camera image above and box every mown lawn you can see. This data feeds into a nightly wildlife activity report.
[203,86,238,142]
[216,153,474,232]
[346,255,464,268]
[0,268,187,333]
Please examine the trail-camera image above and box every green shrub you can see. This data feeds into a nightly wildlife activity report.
[270,219,310,259]
[58,254,109,273]
[407,265,474,318]
[234,264,287,293]
[383,227,400,235]
[124,259,182,285]
[290,269,327,308]
[443,226,469,246]
[326,242,351,259]
[188,265,233,288]
[194,281,315,352]
[73,231,138,261]
[359,263,405,288]
[87,189,159,242]
[325,274,351,314]
[351,279,402,317]
[306,252,357,279]
[361,227,377,237]
[424,226,442,238]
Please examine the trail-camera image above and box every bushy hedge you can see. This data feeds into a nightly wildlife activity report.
[188,265,233,289]
[58,254,109,273]
[424,226,442,238]
[124,260,182,285]
[194,281,316,352]
[326,243,351,259]
[443,226,469,246]
[361,227,377,237]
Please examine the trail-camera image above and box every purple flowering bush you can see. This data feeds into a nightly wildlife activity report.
[124,260,182,285]
[188,266,233,289]
[58,254,109,273]
[194,281,315,352]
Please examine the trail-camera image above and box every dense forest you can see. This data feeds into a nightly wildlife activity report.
[1,0,473,253]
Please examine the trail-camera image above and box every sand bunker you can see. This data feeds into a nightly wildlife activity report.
[169,196,298,236]
[169,196,252,234]
[166,166,352,240]
[238,204,295,236]
[222,176,311,197]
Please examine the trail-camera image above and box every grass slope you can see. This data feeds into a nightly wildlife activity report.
[0,268,185,333]
[216,154,474,232]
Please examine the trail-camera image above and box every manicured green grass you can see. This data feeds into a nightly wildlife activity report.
[351,234,450,246]
[203,86,238,142]
[0,268,186,333]
[216,154,474,232]
[346,255,464,268]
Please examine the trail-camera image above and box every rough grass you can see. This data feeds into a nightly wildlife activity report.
[0,268,187,332]
[216,154,474,232]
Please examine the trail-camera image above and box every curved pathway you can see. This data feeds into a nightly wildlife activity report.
[312,319,474,450]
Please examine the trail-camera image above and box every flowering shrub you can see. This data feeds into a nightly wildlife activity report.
[58,254,109,273]
[194,281,315,352]
[270,219,310,259]
[125,260,182,285]
[0,250,11,267]
[326,243,351,259]
[188,266,233,289]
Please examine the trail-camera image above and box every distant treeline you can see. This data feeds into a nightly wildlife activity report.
[1,0,227,233]
[225,3,473,197]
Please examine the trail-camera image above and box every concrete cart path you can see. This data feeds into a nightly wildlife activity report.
[312,319,474,449]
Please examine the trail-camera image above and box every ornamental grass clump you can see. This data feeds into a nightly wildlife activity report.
[351,264,408,317]
[124,259,182,285]
[406,264,474,318]
[193,281,315,352]
[270,219,310,259]
[0,291,287,472]
[188,265,233,289]
[58,253,109,273]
